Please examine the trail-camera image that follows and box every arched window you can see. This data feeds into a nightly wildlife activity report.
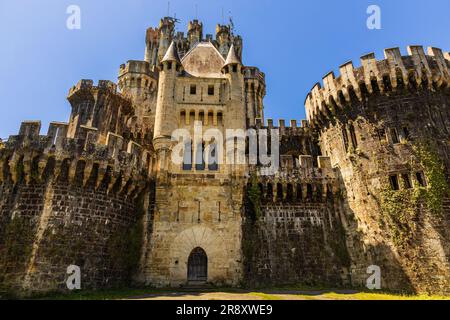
[207,142,219,171]
[195,142,205,171]
[277,183,283,201]
[349,123,358,148]
[266,183,273,202]
[183,140,192,171]
[286,184,293,202]
[180,111,186,125]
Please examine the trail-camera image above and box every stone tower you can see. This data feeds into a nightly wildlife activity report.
[187,20,203,48]
[305,46,450,292]
[1,14,448,297]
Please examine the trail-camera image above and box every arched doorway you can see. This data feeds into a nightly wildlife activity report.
[187,247,207,284]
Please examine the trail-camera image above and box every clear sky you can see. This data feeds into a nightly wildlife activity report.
[0,0,448,138]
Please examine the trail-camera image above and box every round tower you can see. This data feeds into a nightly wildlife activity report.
[216,24,231,58]
[187,19,203,48]
[153,41,183,158]
[222,45,246,130]
[118,61,158,145]
[304,46,450,294]
[157,17,175,63]
[144,27,159,67]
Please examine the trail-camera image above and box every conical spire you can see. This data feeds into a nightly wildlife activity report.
[223,44,241,67]
[161,41,181,65]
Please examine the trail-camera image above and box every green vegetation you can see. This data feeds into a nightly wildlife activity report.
[1,216,34,261]
[413,142,449,215]
[380,141,449,248]
[329,222,351,267]
[246,172,262,221]
[29,287,450,300]
[380,188,421,248]
[107,192,146,277]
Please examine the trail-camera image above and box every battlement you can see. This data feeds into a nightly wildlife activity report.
[216,24,231,36]
[68,79,121,97]
[244,67,266,85]
[0,121,154,193]
[119,60,154,77]
[253,156,339,202]
[254,118,310,135]
[159,16,176,30]
[305,45,450,126]
[118,61,158,91]
[188,19,203,32]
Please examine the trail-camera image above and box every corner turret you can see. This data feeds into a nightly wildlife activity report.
[187,20,203,48]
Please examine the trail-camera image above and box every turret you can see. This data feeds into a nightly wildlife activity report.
[118,61,158,143]
[67,80,133,144]
[157,17,175,63]
[144,27,159,68]
[303,45,450,292]
[222,45,246,131]
[244,67,266,125]
[153,42,183,152]
[187,20,203,48]
[216,24,231,58]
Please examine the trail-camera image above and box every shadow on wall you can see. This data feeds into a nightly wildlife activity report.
[334,158,450,294]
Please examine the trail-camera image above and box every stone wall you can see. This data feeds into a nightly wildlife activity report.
[143,175,243,287]
[0,176,147,296]
[0,120,151,297]
[243,200,349,287]
[305,46,450,294]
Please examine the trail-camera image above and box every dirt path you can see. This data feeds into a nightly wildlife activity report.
[126,291,317,300]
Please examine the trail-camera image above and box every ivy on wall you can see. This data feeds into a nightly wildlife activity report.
[246,172,262,222]
[107,192,147,279]
[380,141,449,248]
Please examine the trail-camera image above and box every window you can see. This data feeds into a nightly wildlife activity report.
[416,171,427,187]
[232,65,237,72]
[183,141,192,171]
[277,183,283,201]
[402,127,410,139]
[390,128,400,144]
[349,124,358,148]
[402,173,412,189]
[286,184,293,202]
[190,84,197,95]
[307,184,313,201]
[180,111,186,125]
[266,184,273,201]
[377,129,386,142]
[208,143,219,171]
[296,184,302,200]
[389,175,400,190]
[208,85,215,96]
[195,142,205,170]
[342,127,349,151]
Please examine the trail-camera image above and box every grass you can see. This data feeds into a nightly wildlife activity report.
[25,286,450,300]
[318,291,450,300]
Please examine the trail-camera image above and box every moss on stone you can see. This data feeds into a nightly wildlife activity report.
[380,141,449,248]
[246,172,262,222]
[413,142,449,216]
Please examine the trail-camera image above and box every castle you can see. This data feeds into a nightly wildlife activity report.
[0,17,449,296]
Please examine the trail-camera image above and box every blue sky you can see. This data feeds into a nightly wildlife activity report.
[0,0,448,138]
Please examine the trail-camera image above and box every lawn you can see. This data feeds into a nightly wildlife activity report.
[31,287,450,300]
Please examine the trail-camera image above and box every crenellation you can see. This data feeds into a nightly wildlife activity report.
[1,17,449,296]
[18,121,41,139]
[305,45,450,126]
[445,51,450,61]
